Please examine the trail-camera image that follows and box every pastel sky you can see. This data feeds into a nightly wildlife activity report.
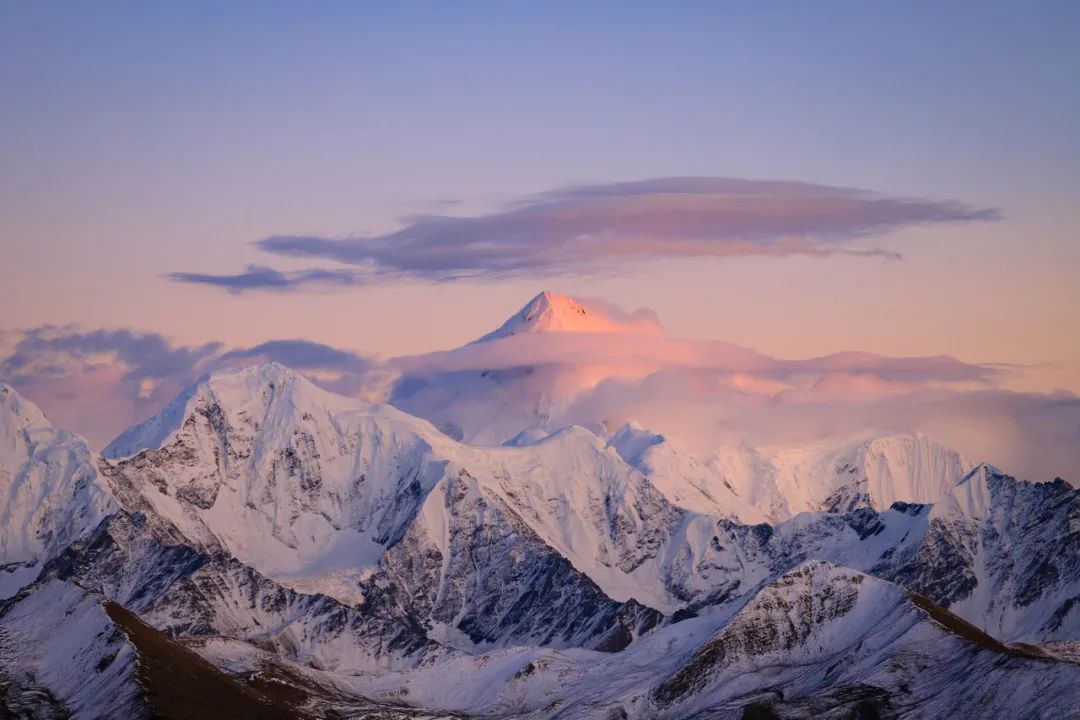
[2,2,1080,453]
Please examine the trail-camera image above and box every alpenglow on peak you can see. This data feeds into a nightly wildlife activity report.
[474,290,661,342]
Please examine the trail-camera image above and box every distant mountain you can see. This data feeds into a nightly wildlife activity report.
[472,290,662,342]
[390,290,666,445]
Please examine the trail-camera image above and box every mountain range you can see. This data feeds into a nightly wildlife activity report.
[1,292,1078,719]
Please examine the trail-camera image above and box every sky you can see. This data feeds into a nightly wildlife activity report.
[1,2,1079,463]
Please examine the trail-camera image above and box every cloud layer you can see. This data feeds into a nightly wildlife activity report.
[395,332,999,386]
[170,177,1001,292]
[0,328,374,447]
[387,329,1078,483]
[4,291,1074,485]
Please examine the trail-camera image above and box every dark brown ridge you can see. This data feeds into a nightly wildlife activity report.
[908,593,1056,661]
[104,601,307,720]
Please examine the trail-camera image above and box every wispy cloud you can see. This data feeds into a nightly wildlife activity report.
[167,265,369,293]
[216,339,374,395]
[218,339,369,371]
[394,331,1000,386]
[0,327,223,387]
[0,327,374,448]
[169,177,1002,292]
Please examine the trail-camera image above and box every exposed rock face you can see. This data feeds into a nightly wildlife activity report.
[101,364,453,584]
[648,563,1080,720]
[38,509,443,674]
[885,464,1080,641]
[654,563,869,707]
[376,468,662,652]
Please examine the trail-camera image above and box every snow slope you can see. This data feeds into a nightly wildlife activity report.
[266,562,1080,719]
[892,463,1080,642]
[646,562,1080,719]
[0,580,149,719]
[100,364,693,612]
[103,364,457,586]
[0,384,115,597]
[608,424,970,523]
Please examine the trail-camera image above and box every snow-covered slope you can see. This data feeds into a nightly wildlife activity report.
[779,433,973,514]
[374,463,663,652]
[709,432,972,522]
[646,562,1080,719]
[0,580,149,719]
[889,463,1080,642]
[608,424,970,524]
[40,508,445,674]
[100,365,700,612]
[0,384,115,597]
[607,422,769,523]
[102,364,460,589]
[304,562,1080,719]
[0,575,351,719]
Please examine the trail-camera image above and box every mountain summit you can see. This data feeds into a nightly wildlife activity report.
[474,290,660,342]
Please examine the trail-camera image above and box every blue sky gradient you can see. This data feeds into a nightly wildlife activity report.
[2,1,1078,394]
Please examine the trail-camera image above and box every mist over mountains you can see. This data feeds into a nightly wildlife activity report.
[4,291,1078,482]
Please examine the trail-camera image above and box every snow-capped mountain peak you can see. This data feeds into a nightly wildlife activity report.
[607,420,665,466]
[474,290,659,342]
[929,461,1002,521]
[833,432,972,509]
[0,384,115,597]
[103,362,347,460]
[0,381,52,430]
[98,363,468,588]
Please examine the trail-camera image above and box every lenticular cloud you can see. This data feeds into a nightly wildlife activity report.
[168,177,1002,292]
